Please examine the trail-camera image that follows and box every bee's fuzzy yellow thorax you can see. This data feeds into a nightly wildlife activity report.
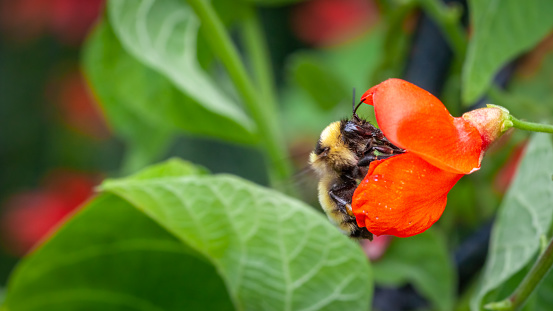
[309,121,357,176]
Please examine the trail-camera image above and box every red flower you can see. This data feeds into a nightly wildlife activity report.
[50,70,110,139]
[352,79,510,237]
[0,0,103,45]
[1,170,98,255]
[290,0,379,47]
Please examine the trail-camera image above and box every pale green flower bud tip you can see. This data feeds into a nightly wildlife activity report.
[483,299,512,311]
[486,104,510,114]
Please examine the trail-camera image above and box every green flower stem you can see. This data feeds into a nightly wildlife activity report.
[186,0,292,185]
[510,116,553,133]
[417,0,467,59]
[484,236,553,311]
[240,6,278,110]
[372,0,416,84]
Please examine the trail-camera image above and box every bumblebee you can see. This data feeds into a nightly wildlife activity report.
[309,102,403,240]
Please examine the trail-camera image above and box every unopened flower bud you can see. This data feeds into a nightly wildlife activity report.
[462,105,511,151]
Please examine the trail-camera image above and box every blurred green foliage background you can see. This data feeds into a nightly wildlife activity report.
[1,0,553,310]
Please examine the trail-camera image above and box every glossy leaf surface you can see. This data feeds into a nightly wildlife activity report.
[4,160,372,311]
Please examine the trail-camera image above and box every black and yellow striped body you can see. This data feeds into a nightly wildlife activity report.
[309,117,404,240]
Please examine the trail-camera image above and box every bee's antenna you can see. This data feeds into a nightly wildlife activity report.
[353,101,363,116]
[352,88,356,114]
[352,87,364,118]
[352,88,362,120]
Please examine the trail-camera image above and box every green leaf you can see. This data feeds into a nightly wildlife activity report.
[5,160,372,311]
[83,2,258,171]
[462,0,553,104]
[4,161,229,311]
[471,133,553,310]
[83,17,256,170]
[5,195,235,311]
[107,0,255,138]
[372,230,456,311]
[83,22,174,172]
[124,157,209,180]
[101,175,373,310]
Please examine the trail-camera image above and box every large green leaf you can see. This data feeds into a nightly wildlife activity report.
[471,133,553,310]
[107,0,254,137]
[462,0,553,104]
[4,160,227,310]
[5,194,235,311]
[372,230,455,311]
[4,160,372,310]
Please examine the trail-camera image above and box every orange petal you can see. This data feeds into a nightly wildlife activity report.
[361,79,483,174]
[352,152,463,238]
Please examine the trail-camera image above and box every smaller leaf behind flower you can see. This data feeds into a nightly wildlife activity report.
[83,20,175,172]
[462,0,553,104]
[107,0,255,139]
[84,0,259,171]
[471,133,553,311]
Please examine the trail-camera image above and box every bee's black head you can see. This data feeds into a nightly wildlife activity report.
[314,140,330,156]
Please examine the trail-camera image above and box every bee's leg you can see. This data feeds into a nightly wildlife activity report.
[360,153,401,164]
[358,154,377,167]
[375,154,395,160]
[329,184,374,240]
[328,190,352,216]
